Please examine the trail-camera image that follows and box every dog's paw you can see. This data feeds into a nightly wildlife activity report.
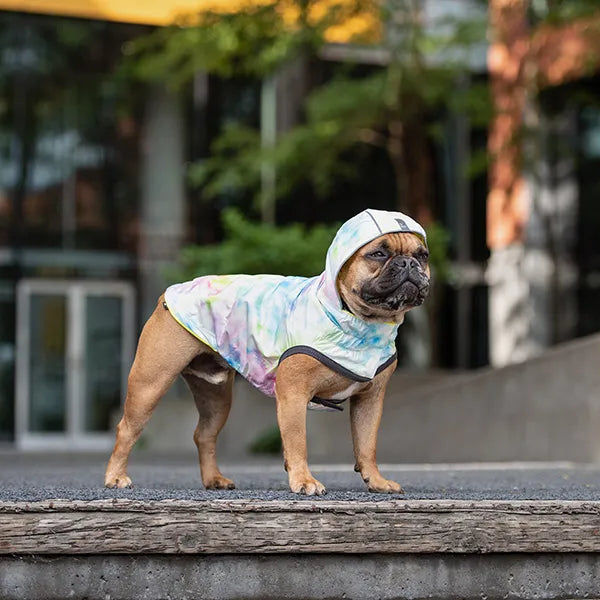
[104,474,133,489]
[289,475,327,496]
[204,475,236,490]
[365,475,404,495]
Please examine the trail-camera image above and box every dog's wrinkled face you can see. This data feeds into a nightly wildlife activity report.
[337,232,430,324]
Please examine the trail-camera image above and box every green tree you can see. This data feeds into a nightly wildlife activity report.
[171,208,339,281]
[124,0,480,367]
[170,207,450,281]
[123,0,490,226]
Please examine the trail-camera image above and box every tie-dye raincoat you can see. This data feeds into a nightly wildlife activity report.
[164,209,427,400]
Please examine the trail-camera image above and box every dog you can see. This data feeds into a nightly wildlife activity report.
[105,209,430,496]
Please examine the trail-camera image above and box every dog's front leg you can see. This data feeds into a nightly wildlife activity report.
[276,390,326,495]
[275,360,326,496]
[350,363,403,494]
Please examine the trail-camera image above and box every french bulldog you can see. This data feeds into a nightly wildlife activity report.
[105,209,430,495]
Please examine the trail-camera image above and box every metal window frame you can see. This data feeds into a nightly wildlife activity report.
[15,279,135,451]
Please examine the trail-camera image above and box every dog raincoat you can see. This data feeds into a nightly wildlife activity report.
[164,209,427,405]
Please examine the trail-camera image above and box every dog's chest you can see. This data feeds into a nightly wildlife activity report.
[323,382,364,400]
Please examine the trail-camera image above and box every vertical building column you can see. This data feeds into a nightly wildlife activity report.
[487,0,531,367]
[452,78,473,369]
[487,0,580,366]
[523,106,579,347]
[260,76,277,225]
[487,105,579,365]
[139,85,186,322]
[259,57,309,224]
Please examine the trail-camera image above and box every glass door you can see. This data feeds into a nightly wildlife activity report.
[27,292,68,434]
[16,280,134,449]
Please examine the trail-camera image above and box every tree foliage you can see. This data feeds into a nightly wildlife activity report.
[169,207,449,282]
[171,208,339,281]
[123,0,490,222]
[123,0,379,84]
[124,4,317,86]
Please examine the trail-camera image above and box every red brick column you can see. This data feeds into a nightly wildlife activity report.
[487,0,529,251]
[487,0,600,251]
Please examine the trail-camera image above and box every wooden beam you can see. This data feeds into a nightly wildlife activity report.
[2,499,600,555]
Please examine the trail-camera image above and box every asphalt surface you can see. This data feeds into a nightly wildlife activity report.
[2,452,600,503]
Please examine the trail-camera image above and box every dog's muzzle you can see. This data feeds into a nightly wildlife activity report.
[361,256,430,310]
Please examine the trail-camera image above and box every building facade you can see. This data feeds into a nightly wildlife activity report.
[488,0,600,366]
[0,14,190,447]
[1,0,598,450]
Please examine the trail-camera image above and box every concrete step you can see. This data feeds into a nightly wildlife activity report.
[5,551,600,600]
[3,457,600,599]
[4,497,600,600]
[3,494,600,599]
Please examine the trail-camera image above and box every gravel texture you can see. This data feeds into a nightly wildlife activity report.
[2,451,600,502]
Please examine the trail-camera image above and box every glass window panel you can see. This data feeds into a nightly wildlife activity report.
[84,295,122,432]
[28,293,67,432]
[0,14,146,253]
[0,284,15,440]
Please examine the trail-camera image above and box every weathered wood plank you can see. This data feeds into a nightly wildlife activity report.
[3,498,600,514]
[1,499,600,555]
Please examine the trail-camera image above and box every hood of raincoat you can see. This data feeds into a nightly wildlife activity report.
[164,209,427,403]
[317,208,427,314]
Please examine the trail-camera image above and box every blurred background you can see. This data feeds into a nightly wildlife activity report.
[1,0,600,462]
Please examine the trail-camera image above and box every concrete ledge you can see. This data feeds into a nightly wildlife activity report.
[3,498,600,554]
[306,332,600,463]
[4,553,600,600]
[144,333,600,463]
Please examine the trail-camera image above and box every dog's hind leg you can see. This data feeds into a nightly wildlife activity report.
[105,296,204,488]
[182,359,236,490]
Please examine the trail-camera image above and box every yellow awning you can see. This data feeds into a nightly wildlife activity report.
[1,0,242,27]
[0,0,379,42]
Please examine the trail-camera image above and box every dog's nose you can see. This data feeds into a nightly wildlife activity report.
[392,256,418,271]
[394,257,409,270]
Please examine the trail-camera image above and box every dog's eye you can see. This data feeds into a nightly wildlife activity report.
[415,249,429,262]
[368,250,388,260]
